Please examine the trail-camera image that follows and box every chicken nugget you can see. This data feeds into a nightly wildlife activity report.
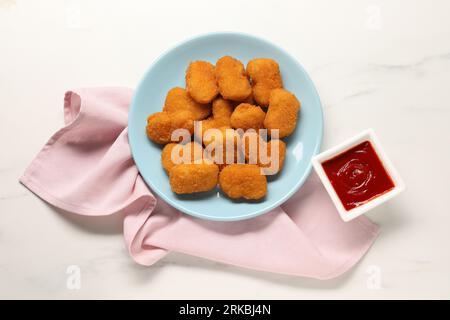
[210,150,234,171]
[203,126,237,147]
[161,143,178,172]
[260,140,286,174]
[163,87,211,120]
[264,88,301,138]
[211,97,234,124]
[203,126,243,170]
[161,142,204,173]
[240,91,255,105]
[146,110,194,144]
[195,97,234,140]
[215,56,252,102]
[169,160,219,194]
[242,132,286,174]
[219,164,267,200]
[246,58,283,106]
[230,103,266,131]
[186,61,219,104]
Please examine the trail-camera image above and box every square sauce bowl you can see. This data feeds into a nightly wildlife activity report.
[312,129,405,222]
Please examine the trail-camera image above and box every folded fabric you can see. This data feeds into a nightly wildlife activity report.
[20,88,379,280]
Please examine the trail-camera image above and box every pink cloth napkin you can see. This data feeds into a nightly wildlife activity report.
[20,87,379,280]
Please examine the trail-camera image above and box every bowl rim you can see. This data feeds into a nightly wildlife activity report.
[128,31,324,221]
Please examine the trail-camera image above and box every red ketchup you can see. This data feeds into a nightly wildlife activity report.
[321,141,394,211]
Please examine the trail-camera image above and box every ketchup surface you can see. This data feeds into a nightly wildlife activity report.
[322,141,394,211]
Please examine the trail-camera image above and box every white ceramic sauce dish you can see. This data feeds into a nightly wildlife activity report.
[312,129,405,222]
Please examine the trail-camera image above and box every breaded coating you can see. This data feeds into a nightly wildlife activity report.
[186,61,219,104]
[230,103,266,131]
[146,110,194,144]
[240,91,255,105]
[242,132,286,174]
[161,143,178,172]
[211,97,234,123]
[203,126,242,170]
[215,56,252,101]
[242,131,263,163]
[163,87,211,120]
[169,160,219,194]
[263,88,301,138]
[211,151,233,171]
[161,142,204,173]
[203,126,238,148]
[195,97,234,140]
[230,91,254,107]
[246,58,283,106]
[219,164,267,200]
[261,140,286,173]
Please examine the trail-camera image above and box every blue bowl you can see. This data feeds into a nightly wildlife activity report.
[128,32,323,221]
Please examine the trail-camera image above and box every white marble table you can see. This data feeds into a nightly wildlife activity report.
[1,0,449,299]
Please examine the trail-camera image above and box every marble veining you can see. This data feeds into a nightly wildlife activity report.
[1,0,449,299]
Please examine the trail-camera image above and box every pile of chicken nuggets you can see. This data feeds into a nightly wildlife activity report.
[146,56,301,201]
